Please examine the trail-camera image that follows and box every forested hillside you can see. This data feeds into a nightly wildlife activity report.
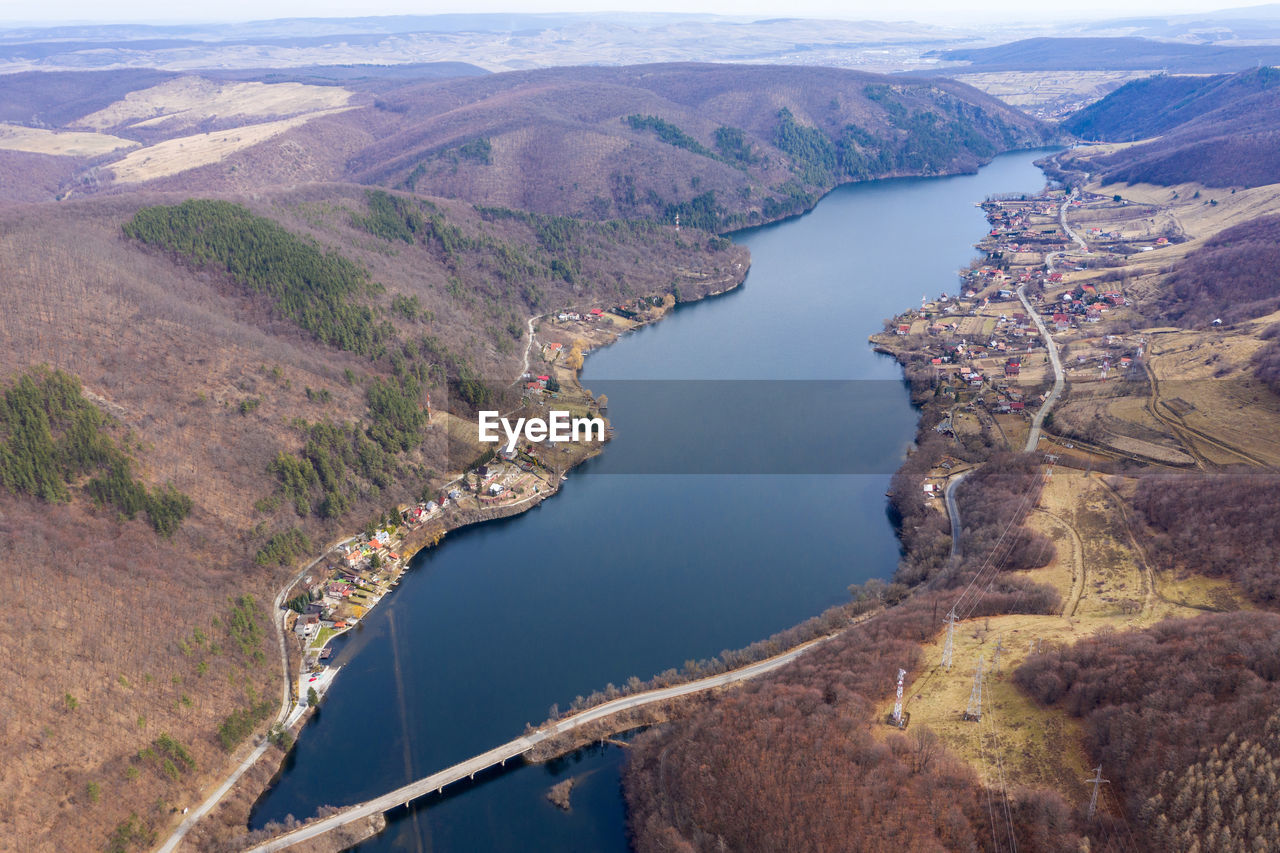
[125,199,393,356]
[0,366,191,535]
[1060,68,1280,188]
[1062,70,1280,142]
[0,183,744,851]
[0,63,1053,228]
[1015,612,1280,850]
[626,590,1098,852]
[344,63,1053,229]
[1149,213,1280,328]
[1131,471,1280,605]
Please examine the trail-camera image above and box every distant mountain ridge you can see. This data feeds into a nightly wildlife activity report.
[1062,68,1280,141]
[931,37,1280,73]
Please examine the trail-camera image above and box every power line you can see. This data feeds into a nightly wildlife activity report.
[964,655,985,722]
[956,456,1059,623]
[972,696,1004,853]
[949,460,1053,622]
[1101,774,1145,853]
[984,696,1019,853]
[942,609,958,670]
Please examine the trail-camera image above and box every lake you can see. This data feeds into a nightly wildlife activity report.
[249,149,1053,851]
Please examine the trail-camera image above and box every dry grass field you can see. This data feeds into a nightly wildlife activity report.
[1093,179,1280,242]
[954,70,1150,117]
[107,108,356,183]
[75,77,354,132]
[0,123,138,157]
[883,468,1239,807]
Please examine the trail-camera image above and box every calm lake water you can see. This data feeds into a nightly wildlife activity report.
[249,149,1052,851]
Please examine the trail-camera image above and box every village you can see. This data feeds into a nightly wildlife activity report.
[874,182,1180,499]
[281,292,679,702]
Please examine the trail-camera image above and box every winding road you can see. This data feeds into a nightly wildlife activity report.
[945,469,969,564]
[1017,283,1064,453]
[244,634,833,852]
[156,539,354,853]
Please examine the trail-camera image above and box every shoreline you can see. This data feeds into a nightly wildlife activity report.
[717,144,1065,239]
[169,147,1056,850]
[280,145,1058,682]
[163,252,750,849]
[229,151,1057,847]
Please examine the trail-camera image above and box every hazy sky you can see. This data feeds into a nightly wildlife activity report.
[0,0,1262,27]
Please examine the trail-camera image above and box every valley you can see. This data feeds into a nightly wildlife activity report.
[4,14,1280,853]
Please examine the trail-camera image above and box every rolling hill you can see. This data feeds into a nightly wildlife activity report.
[1060,67,1280,188]
[344,63,1053,228]
[1063,66,1280,141]
[0,63,1054,229]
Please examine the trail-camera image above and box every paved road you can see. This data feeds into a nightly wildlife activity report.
[156,540,353,853]
[944,469,970,564]
[245,635,832,852]
[1018,284,1064,453]
[1058,191,1089,253]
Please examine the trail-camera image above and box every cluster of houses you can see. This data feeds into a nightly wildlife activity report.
[523,373,557,393]
[554,308,606,323]
[940,194,1148,401]
[982,198,1071,253]
[1048,284,1128,332]
[290,517,423,652]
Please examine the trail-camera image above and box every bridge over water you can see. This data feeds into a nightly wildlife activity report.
[246,636,831,852]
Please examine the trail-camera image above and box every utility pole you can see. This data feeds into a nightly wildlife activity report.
[1085,765,1109,819]
[942,609,958,670]
[993,636,1004,674]
[963,656,985,722]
